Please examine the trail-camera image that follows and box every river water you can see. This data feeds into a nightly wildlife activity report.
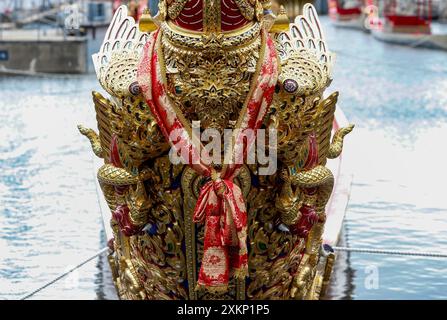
[1,17,446,300]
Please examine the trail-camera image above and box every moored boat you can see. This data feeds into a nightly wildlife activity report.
[371,0,447,50]
[328,0,366,30]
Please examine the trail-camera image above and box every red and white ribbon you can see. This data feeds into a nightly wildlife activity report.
[137,29,278,291]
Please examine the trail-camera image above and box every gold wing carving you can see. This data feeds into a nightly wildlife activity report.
[271,91,339,167]
[315,92,338,166]
[80,5,169,170]
[275,3,334,78]
[80,5,150,164]
[315,92,354,165]
[93,5,149,79]
[272,4,353,167]
[77,91,114,163]
[93,91,113,163]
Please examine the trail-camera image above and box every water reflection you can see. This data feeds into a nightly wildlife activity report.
[0,74,109,299]
[323,17,447,299]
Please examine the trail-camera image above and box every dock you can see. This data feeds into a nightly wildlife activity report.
[0,28,88,74]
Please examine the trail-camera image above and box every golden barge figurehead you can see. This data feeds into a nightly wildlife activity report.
[79,1,354,300]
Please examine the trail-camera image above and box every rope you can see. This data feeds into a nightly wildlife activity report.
[19,246,109,300]
[18,158,110,300]
[333,246,447,258]
[16,244,447,299]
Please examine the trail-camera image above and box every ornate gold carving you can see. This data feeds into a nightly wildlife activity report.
[97,164,140,186]
[126,181,152,226]
[129,165,189,299]
[79,4,354,301]
[99,183,117,212]
[327,125,355,159]
[100,51,140,98]
[320,251,335,296]
[161,20,262,51]
[290,253,313,299]
[275,174,301,226]
[154,0,167,22]
[167,0,189,20]
[234,0,256,21]
[162,30,261,131]
[203,0,221,33]
[117,257,146,300]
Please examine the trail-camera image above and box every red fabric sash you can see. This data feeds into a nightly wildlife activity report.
[137,29,278,291]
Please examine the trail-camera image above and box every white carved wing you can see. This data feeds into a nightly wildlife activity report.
[275,4,334,77]
[92,5,149,78]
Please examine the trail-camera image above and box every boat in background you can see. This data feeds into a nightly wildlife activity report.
[328,0,366,30]
[323,107,353,250]
[371,0,447,50]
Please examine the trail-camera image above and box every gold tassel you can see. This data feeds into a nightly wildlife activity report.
[139,8,158,33]
[270,5,290,34]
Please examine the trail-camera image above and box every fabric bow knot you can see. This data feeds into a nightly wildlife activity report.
[192,170,248,290]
